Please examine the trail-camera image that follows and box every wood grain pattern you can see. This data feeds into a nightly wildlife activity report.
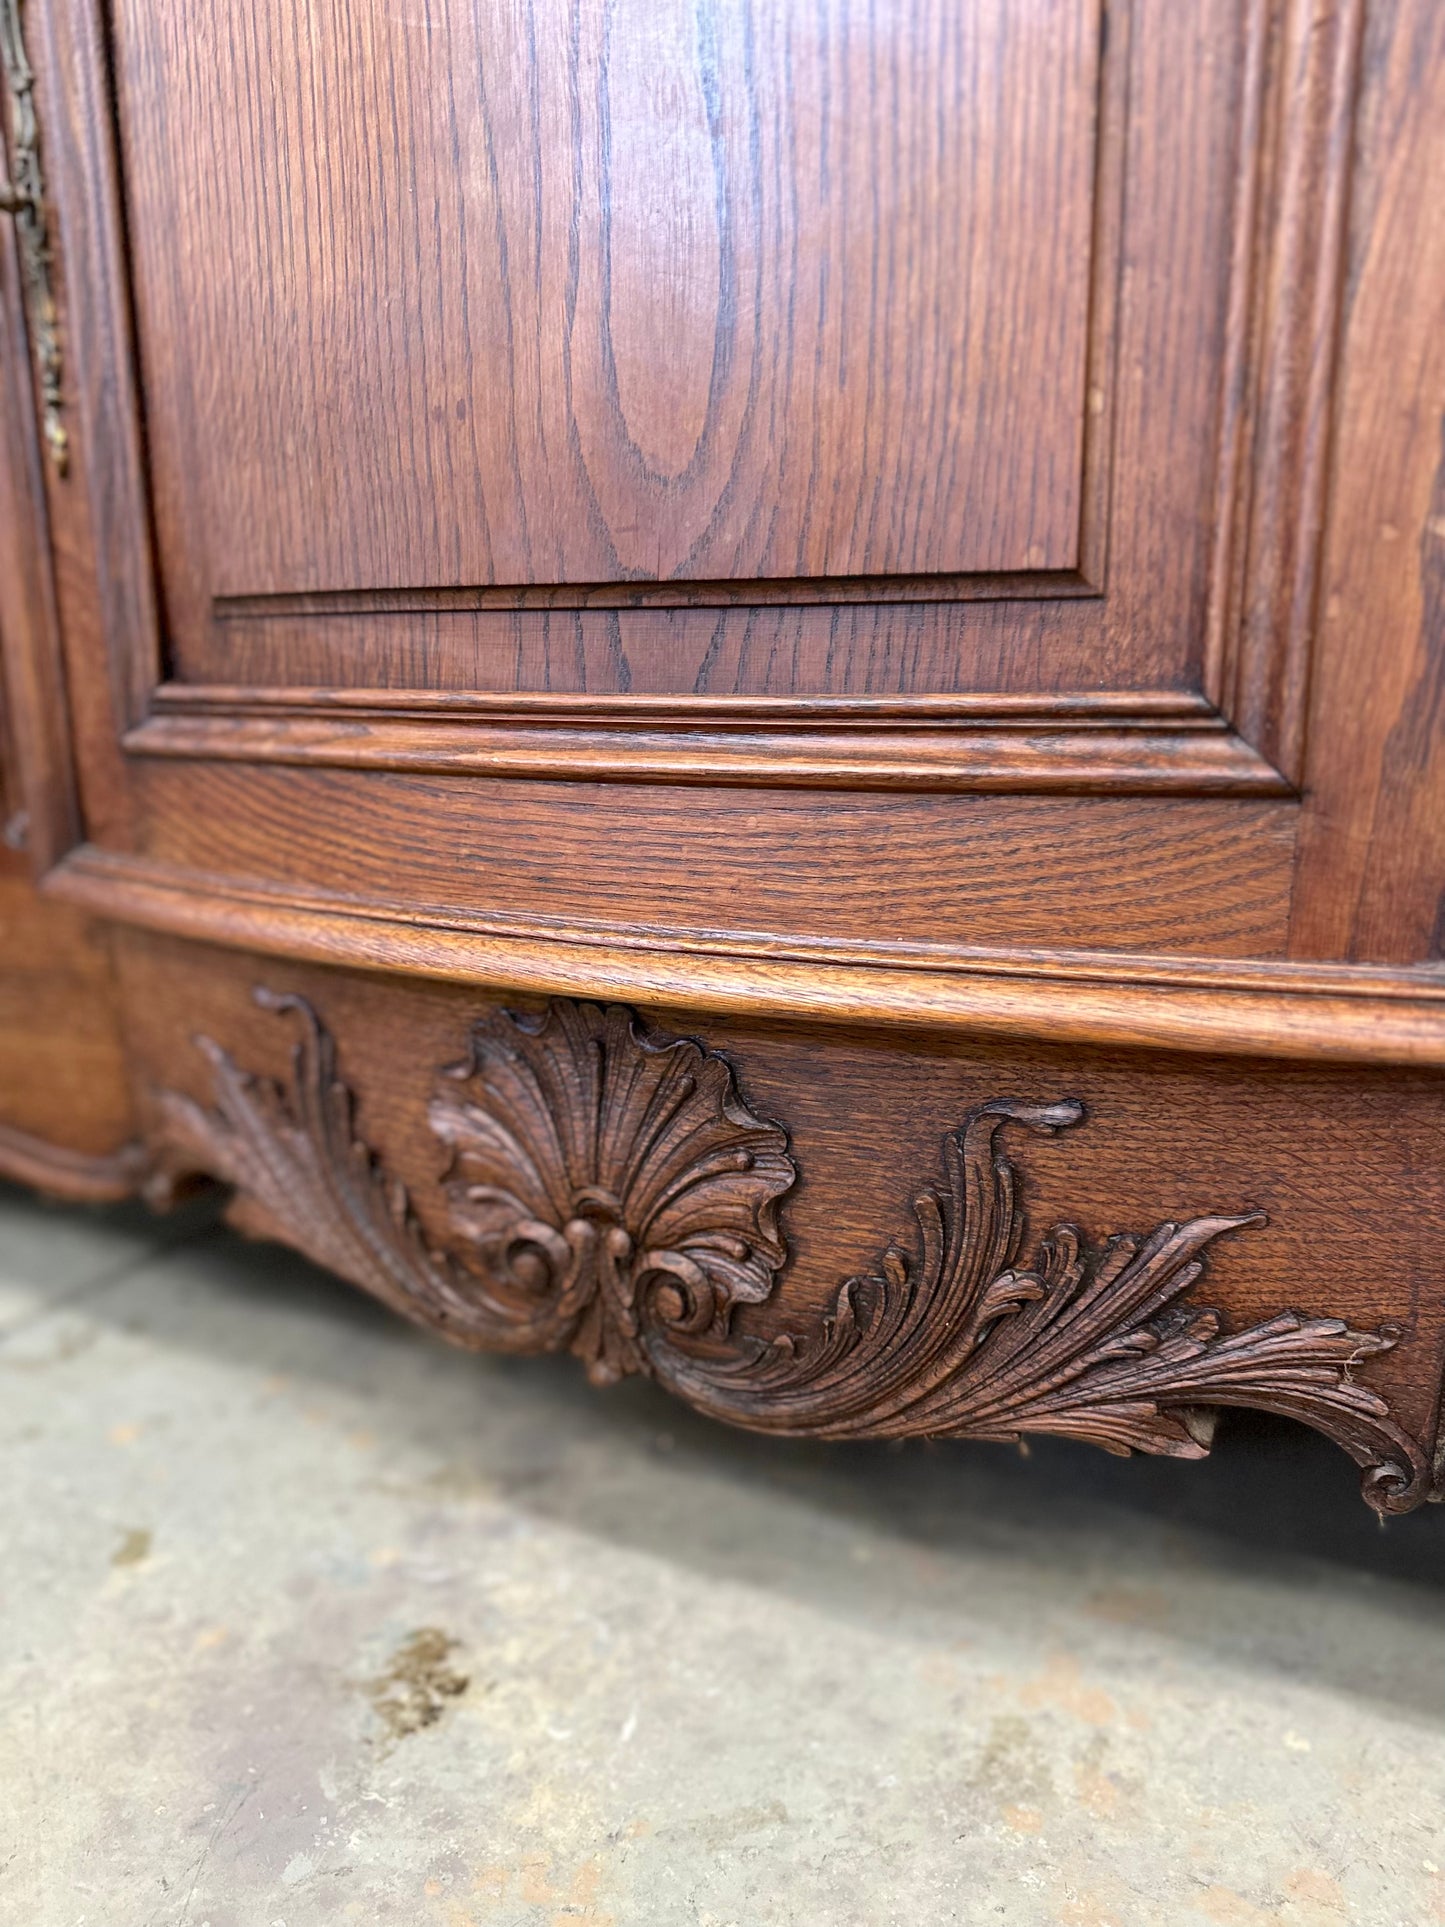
[1289,0,1445,962]
[105,0,1248,715]
[0,0,68,473]
[0,104,77,871]
[115,0,1099,605]
[189,599,1125,704]
[122,761,1298,958]
[0,403,136,1179]
[109,936,1445,1458]
[24,0,158,849]
[158,990,797,1386]
[0,859,137,1161]
[140,972,1440,1512]
[47,842,1445,1067]
[1206,0,1363,787]
[6,0,1445,1531]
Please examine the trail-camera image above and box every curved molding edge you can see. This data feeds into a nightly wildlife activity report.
[152,991,1433,1515]
[127,687,1294,797]
[0,1120,148,1202]
[45,846,1445,1067]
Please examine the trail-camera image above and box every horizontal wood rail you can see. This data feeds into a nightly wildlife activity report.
[47,845,1445,1067]
[128,685,1294,798]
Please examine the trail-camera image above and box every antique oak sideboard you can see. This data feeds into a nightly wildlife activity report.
[2,0,1444,1514]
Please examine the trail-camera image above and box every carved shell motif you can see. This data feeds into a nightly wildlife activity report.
[156,992,795,1387]
[155,992,1432,1515]
[427,1000,795,1384]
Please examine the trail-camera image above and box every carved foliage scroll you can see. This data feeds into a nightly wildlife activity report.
[156,993,1431,1514]
[157,993,795,1387]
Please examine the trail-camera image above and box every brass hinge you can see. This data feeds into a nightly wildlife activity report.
[0,0,66,475]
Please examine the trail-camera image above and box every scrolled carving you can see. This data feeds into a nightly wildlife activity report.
[664,1100,1429,1515]
[427,998,795,1384]
[156,991,795,1386]
[155,992,1432,1515]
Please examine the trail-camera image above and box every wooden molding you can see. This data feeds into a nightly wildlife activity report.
[148,684,1199,723]
[128,685,1292,798]
[1,0,67,473]
[152,990,1433,1514]
[22,0,1354,801]
[32,0,1349,801]
[28,0,161,782]
[0,1119,147,1202]
[115,0,1350,796]
[46,845,1445,1067]
[1205,0,1365,785]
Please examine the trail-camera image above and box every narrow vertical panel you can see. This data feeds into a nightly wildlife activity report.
[1289,0,1445,962]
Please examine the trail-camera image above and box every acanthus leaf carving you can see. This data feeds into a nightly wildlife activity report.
[154,992,1432,1515]
[662,1099,1427,1517]
[156,990,795,1385]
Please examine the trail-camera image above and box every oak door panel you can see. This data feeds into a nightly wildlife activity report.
[105,0,1251,708]
[115,0,1098,614]
[1288,0,1445,964]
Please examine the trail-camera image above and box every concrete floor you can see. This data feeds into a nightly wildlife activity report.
[1,1184,1443,1927]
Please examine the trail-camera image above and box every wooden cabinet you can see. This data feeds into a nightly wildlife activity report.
[2,0,1443,1512]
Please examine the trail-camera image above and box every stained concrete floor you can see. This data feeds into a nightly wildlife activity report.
[1,1183,1444,1927]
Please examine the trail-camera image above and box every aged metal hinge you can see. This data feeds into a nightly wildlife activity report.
[1,0,66,474]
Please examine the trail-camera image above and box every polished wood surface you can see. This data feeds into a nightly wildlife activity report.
[107,0,1232,714]
[3,0,1444,1510]
[51,842,1445,1069]
[122,765,1299,956]
[1289,0,1445,962]
[0,136,77,871]
[24,0,1439,995]
[116,0,1099,604]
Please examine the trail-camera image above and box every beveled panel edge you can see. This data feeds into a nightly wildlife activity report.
[127,685,1293,798]
[211,568,1100,618]
[46,845,1445,1066]
[150,683,1214,721]
[1204,0,1365,784]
